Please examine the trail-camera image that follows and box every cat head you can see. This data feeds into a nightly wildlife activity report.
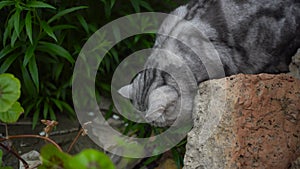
[118,69,179,127]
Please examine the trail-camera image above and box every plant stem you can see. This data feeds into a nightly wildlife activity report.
[0,135,62,152]
[5,124,8,139]
[0,142,29,169]
[66,128,83,153]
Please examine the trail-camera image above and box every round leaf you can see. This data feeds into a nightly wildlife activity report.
[0,73,21,112]
[66,149,115,169]
[39,144,70,169]
[0,102,23,123]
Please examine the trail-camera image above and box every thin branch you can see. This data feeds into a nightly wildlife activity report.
[66,128,84,153]
[5,124,8,139]
[66,121,91,153]
[0,135,62,152]
[0,142,29,169]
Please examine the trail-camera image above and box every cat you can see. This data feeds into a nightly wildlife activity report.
[118,0,300,127]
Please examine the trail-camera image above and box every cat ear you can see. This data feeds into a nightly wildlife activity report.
[118,84,133,99]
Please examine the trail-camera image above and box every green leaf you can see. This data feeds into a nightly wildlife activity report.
[49,107,56,120]
[13,8,21,37]
[0,1,14,10]
[50,98,62,111]
[47,6,88,24]
[41,21,57,41]
[43,102,49,118]
[28,56,39,91]
[25,1,56,9]
[53,63,64,80]
[52,24,77,32]
[0,45,19,60]
[100,0,111,18]
[104,57,110,72]
[59,101,74,116]
[130,0,140,12]
[76,15,89,34]
[21,65,37,96]
[37,42,74,64]
[3,15,14,46]
[25,12,33,44]
[99,82,110,92]
[0,149,2,166]
[10,30,18,47]
[66,149,115,169]
[23,44,35,67]
[110,49,119,63]
[0,102,24,123]
[0,73,21,112]
[24,102,34,117]
[140,1,153,11]
[0,52,20,73]
[110,0,116,8]
[32,109,39,129]
[39,144,70,169]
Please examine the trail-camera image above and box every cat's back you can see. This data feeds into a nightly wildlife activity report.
[155,0,300,76]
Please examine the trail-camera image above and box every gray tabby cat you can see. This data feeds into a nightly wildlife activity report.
[118,0,300,127]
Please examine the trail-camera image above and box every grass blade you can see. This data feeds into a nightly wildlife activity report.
[43,102,49,118]
[47,6,88,24]
[3,15,14,46]
[49,107,56,120]
[13,8,21,37]
[26,1,56,9]
[53,63,64,80]
[37,41,74,64]
[76,15,89,34]
[25,11,33,44]
[0,1,14,9]
[140,1,153,11]
[52,24,77,31]
[41,21,57,41]
[110,0,116,8]
[23,44,36,67]
[0,52,20,73]
[32,109,40,129]
[0,44,19,60]
[21,65,37,96]
[28,56,39,92]
[10,29,18,47]
[130,0,140,12]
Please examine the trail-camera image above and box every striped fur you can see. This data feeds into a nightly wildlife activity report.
[119,0,300,126]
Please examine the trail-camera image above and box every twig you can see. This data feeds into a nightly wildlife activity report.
[66,121,91,153]
[66,128,84,153]
[0,135,62,152]
[0,142,29,169]
[48,127,79,136]
[5,124,8,139]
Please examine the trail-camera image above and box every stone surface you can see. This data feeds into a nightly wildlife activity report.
[19,150,40,169]
[183,74,300,169]
[288,49,300,79]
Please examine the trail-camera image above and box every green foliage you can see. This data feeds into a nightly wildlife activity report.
[0,0,189,167]
[0,73,23,123]
[0,0,87,128]
[39,144,115,169]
